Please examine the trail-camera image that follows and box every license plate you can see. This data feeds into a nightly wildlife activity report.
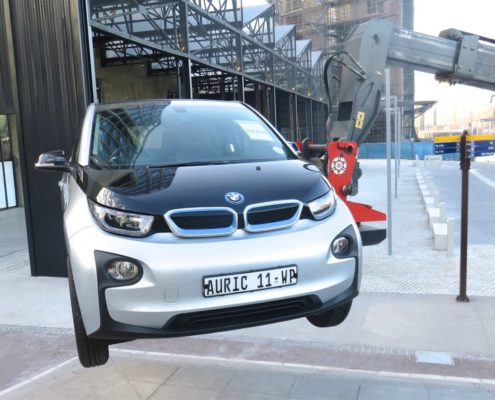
[203,266,298,298]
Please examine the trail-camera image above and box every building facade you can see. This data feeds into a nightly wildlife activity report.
[0,0,329,276]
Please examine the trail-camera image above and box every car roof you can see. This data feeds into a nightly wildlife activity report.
[94,99,245,112]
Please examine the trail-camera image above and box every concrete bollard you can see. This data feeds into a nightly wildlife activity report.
[432,223,448,250]
[424,196,435,209]
[439,202,446,223]
[447,218,455,256]
[428,202,446,229]
[433,190,440,207]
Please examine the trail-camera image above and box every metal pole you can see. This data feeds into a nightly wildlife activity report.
[0,116,8,209]
[239,76,245,102]
[176,58,182,98]
[186,59,193,99]
[309,100,314,140]
[398,107,402,173]
[294,94,299,140]
[457,130,470,302]
[394,105,399,199]
[84,0,98,103]
[273,86,278,127]
[385,69,393,255]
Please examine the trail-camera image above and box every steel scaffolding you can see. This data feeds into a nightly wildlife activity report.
[90,0,327,101]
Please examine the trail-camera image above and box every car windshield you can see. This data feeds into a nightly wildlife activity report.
[90,101,295,169]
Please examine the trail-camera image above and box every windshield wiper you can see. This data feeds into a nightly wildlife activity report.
[147,161,232,168]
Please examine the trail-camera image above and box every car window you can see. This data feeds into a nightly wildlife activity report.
[90,101,295,169]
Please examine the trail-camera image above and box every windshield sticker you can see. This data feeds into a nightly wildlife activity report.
[235,120,274,141]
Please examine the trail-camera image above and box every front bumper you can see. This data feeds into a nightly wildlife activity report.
[90,282,358,340]
[66,197,362,340]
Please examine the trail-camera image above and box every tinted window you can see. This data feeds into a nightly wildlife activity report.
[90,101,295,169]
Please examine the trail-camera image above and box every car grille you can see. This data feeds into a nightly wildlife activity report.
[165,208,237,237]
[164,200,303,237]
[244,200,303,233]
[171,213,234,230]
[165,296,321,332]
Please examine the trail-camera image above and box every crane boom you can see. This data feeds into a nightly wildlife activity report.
[330,19,495,144]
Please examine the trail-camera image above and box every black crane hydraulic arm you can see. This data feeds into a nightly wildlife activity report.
[298,18,495,231]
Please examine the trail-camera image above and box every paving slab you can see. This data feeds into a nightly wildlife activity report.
[167,365,234,390]
[289,375,361,399]
[425,382,495,400]
[2,352,495,400]
[358,380,428,400]
[0,208,28,259]
[149,385,220,400]
[0,326,74,390]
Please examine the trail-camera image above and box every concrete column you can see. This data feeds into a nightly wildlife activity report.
[293,94,298,140]
[272,86,277,126]
[309,100,314,140]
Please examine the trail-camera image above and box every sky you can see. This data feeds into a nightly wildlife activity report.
[414,0,495,112]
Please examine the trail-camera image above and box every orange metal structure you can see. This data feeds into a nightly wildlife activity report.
[296,139,386,224]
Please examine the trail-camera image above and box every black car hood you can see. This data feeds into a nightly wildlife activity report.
[79,160,329,215]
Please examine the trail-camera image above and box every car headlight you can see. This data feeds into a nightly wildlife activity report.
[89,200,154,237]
[307,190,337,220]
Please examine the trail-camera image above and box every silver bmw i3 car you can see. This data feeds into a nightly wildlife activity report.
[36,100,362,367]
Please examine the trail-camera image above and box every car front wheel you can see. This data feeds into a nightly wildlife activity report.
[307,301,353,328]
[67,259,109,368]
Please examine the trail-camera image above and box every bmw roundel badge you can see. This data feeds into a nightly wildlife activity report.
[225,192,245,204]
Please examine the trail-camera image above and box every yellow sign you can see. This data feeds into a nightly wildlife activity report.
[434,135,460,143]
[434,134,495,143]
[470,134,495,141]
[355,111,365,129]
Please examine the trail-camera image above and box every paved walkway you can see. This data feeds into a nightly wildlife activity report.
[2,351,495,400]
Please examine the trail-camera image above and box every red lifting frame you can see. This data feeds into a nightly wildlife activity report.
[296,140,386,224]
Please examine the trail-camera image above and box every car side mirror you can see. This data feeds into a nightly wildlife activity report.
[35,150,72,173]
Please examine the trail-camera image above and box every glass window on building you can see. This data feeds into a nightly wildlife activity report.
[367,0,384,14]
[0,114,17,209]
[338,4,352,22]
[286,13,302,25]
[289,0,302,11]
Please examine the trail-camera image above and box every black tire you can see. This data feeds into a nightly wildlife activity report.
[67,259,109,368]
[307,301,353,328]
